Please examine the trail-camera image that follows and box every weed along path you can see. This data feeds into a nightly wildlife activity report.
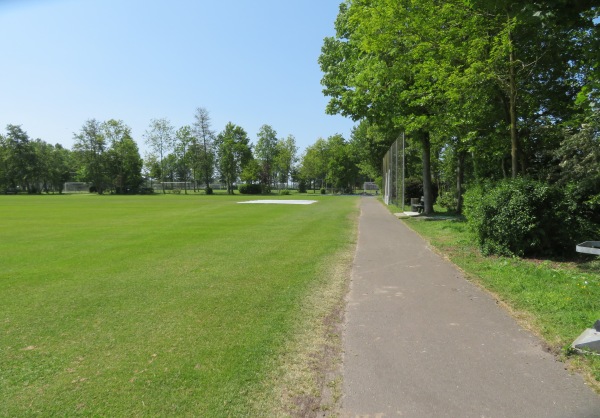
[341,197,600,417]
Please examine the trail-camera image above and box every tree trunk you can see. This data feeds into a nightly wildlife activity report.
[456,149,466,215]
[508,19,519,178]
[420,131,434,215]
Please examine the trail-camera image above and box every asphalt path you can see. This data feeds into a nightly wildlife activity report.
[341,197,600,418]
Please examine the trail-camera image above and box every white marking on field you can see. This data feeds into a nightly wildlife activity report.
[237,200,317,205]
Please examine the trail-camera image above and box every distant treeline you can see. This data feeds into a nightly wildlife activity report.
[0,107,370,196]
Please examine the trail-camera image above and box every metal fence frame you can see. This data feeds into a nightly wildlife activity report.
[382,133,405,210]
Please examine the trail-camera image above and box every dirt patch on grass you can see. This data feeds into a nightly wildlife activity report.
[250,211,357,417]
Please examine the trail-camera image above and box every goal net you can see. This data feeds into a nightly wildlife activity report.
[63,182,91,193]
[363,182,379,194]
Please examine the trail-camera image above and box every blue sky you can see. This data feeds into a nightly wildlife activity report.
[0,0,355,155]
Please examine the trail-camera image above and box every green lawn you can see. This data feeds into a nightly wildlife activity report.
[399,210,600,387]
[0,194,359,416]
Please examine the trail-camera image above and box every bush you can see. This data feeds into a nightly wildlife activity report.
[320,188,326,195]
[205,187,213,195]
[463,178,597,257]
[298,180,307,193]
[139,187,154,195]
[239,183,262,194]
[280,189,291,195]
[437,192,457,212]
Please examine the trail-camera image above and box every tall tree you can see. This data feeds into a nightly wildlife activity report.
[215,122,253,194]
[274,135,298,188]
[102,119,142,194]
[47,144,73,193]
[175,125,194,194]
[2,125,38,193]
[464,0,598,177]
[326,134,357,192]
[254,124,279,193]
[299,138,329,192]
[320,0,462,213]
[144,118,175,194]
[73,119,108,194]
[192,107,216,191]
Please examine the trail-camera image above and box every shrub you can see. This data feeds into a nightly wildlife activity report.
[320,188,326,195]
[437,192,457,212]
[205,187,213,195]
[280,189,291,195]
[463,178,597,257]
[239,183,262,194]
[298,180,307,193]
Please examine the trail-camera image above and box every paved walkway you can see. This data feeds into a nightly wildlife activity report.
[342,197,600,418]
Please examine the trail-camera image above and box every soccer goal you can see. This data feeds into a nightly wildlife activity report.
[363,182,379,195]
[63,182,91,193]
[159,182,195,191]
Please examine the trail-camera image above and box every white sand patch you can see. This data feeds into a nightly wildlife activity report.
[238,200,318,205]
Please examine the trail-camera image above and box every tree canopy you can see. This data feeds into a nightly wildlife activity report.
[319,0,599,213]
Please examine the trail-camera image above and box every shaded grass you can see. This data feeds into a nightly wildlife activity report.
[0,194,359,416]
[395,208,600,387]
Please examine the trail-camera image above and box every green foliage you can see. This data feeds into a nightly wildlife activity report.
[144,118,175,194]
[298,179,307,193]
[238,183,262,195]
[320,188,326,195]
[274,135,298,186]
[279,189,291,196]
[463,178,597,257]
[255,124,279,190]
[192,107,216,189]
[437,192,457,212]
[204,186,213,195]
[103,120,143,194]
[215,123,252,195]
[554,114,600,223]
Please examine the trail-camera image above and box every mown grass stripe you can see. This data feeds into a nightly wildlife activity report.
[0,194,358,416]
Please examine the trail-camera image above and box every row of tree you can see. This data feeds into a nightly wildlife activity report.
[142,109,301,195]
[1,107,366,195]
[319,0,600,215]
[0,125,72,194]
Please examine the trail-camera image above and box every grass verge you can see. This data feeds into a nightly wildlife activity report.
[389,205,600,390]
[0,194,359,416]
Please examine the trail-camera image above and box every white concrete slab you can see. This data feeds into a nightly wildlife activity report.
[237,200,317,205]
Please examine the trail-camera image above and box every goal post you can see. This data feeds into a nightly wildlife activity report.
[63,182,91,193]
[363,182,379,195]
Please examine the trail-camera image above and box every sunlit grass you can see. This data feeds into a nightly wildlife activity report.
[0,194,358,416]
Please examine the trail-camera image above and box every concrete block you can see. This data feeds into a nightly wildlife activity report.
[572,328,600,353]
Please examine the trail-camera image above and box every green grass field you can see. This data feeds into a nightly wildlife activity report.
[0,194,359,416]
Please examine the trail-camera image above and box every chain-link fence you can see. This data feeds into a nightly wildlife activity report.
[382,134,405,209]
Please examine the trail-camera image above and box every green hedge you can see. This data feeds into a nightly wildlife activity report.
[238,183,262,194]
[463,178,598,257]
